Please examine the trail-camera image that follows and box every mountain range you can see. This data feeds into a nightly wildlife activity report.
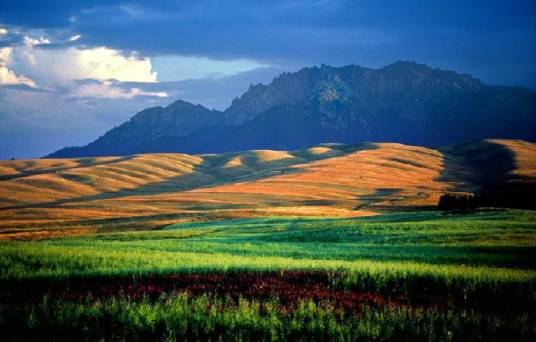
[48,61,536,158]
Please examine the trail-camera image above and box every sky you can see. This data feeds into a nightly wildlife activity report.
[0,0,535,159]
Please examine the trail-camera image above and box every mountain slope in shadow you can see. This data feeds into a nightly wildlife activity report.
[440,139,536,208]
[48,61,536,158]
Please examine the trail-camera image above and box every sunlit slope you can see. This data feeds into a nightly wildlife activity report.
[0,144,357,209]
[187,143,466,213]
[0,140,534,239]
[0,154,207,208]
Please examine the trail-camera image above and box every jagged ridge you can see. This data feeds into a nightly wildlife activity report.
[48,61,536,158]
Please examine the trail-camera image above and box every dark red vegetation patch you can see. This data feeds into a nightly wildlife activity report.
[0,271,397,313]
[2,271,530,313]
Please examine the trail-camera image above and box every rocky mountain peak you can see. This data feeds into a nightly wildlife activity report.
[47,61,536,158]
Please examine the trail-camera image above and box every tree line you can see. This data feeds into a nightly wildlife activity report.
[438,189,536,211]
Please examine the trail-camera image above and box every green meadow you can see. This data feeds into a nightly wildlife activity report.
[1,209,535,340]
[2,210,535,278]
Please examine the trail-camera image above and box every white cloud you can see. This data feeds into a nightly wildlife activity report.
[0,47,36,87]
[12,45,157,84]
[75,81,167,99]
[2,36,162,98]
[77,47,157,82]
[0,27,7,37]
[68,34,82,42]
[0,66,36,87]
[23,35,51,46]
[2,31,269,101]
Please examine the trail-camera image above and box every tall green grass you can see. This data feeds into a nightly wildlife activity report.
[2,294,534,341]
[1,210,535,340]
[1,210,535,303]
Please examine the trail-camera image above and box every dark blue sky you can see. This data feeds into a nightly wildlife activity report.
[1,0,535,158]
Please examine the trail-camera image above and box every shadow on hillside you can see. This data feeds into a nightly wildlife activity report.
[0,143,379,211]
[0,157,223,211]
[0,156,135,181]
[440,140,515,192]
[354,188,400,210]
[438,140,536,208]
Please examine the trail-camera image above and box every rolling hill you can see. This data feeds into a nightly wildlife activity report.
[1,139,535,239]
[48,61,536,158]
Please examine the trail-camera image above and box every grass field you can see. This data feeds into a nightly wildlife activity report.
[1,209,535,340]
[1,139,535,339]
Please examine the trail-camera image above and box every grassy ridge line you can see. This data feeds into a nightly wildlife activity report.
[0,145,348,208]
[2,140,535,239]
[0,142,468,225]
